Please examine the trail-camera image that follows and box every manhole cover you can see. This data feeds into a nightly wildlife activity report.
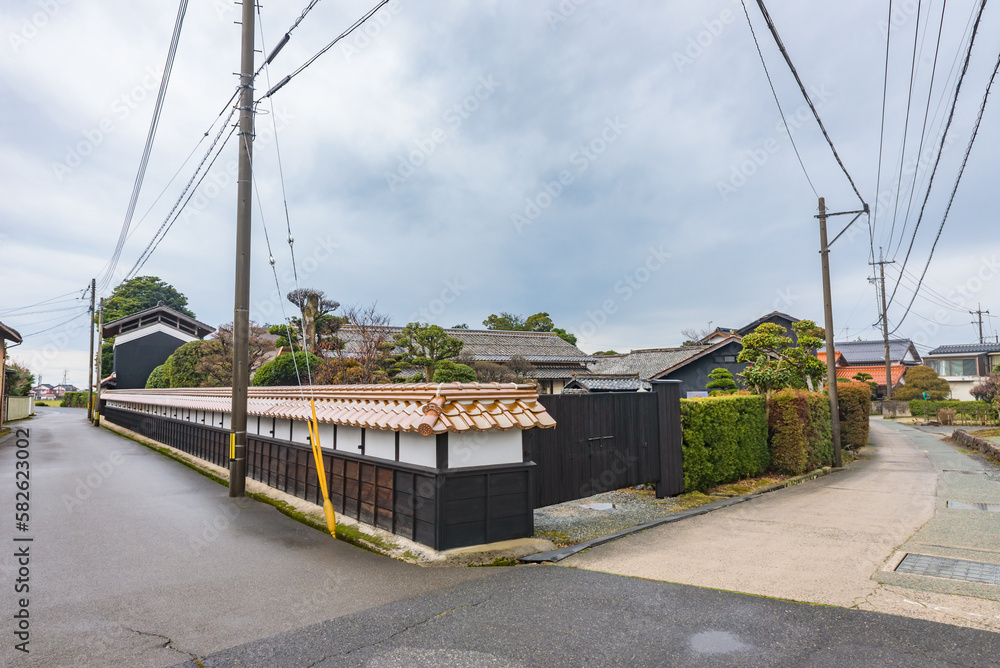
[947,501,1000,512]
[896,553,1000,585]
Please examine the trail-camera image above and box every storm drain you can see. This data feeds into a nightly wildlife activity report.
[946,500,1000,512]
[896,553,1000,585]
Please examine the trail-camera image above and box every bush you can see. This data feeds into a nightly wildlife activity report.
[680,394,768,492]
[60,391,89,407]
[805,392,834,469]
[145,364,169,389]
[907,399,998,423]
[837,382,871,449]
[251,351,322,386]
[768,389,835,475]
[432,360,477,383]
[162,340,214,388]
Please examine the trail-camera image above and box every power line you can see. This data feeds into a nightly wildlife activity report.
[19,308,90,338]
[738,0,817,197]
[0,292,83,316]
[872,0,894,246]
[97,0,190,293]
[889,38,1000,334]
[886,0,987,310]
[260,0,395,101]
[752,0,868,208]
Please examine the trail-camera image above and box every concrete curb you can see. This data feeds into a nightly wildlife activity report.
[521,465,842,563]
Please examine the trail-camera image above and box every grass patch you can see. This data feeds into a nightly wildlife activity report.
[534,529,572,548]
[471,556,519,567]
[971,428,1000,438]
[707,475,787,497]
[34,400,62,407]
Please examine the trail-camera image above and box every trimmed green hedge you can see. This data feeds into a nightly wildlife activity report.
[907,399,998,423]
[60,391,89,407]
[680,394,768,492]
[767,390,834,475]
[837,382,871,449]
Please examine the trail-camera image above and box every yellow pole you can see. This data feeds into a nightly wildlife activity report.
[309,400,336,537]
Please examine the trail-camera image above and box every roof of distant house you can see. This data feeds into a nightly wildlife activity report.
[0,321,22,344]
[819,339,921,365]
[102,304,214,339]
[565,374,652,392]
[835,364,907,387]
[926,343,1000,356]
[699,311,801,343]
[590,336,742,380]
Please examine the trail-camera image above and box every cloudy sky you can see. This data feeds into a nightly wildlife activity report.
[2,0,999,387]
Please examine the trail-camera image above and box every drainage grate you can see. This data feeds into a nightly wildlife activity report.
[943,469,987,475]
[896,553,1000,585]
[946,500,1000,512]
[943,469,1000,483]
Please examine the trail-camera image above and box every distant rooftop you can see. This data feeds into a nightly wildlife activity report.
[927,343,1000,356]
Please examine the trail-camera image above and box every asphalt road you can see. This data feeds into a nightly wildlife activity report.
[183,565,1000,667]
[0,408,486,668]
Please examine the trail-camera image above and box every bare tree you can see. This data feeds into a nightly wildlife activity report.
[336,304,396,384]
[197,321,276,386]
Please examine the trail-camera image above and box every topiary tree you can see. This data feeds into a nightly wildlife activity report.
[251,351,322,386]
[705,367,737,395]
[145,364,169,389]
[162,340,214,388]
[894,365,951,401]
[392,323,464,382]
[432,360,477,383]
[737,321,826,396]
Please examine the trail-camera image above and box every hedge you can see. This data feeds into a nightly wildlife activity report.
[767,390,834,475]
[907,399,998,423]
[60,391,89,407]
[837,382,871,449]
[680,394,768,492]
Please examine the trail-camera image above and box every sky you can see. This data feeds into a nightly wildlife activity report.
[1,0,999,388]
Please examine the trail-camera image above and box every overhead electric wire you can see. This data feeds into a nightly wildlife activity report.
[97,0,190,293]
[259,0,394,101]
[738,0,817,197]
[889,40,1000,334]
[0,292,83,316]
[19,308,90,338]
[254,0,324,76]
[752,0,868,208]
[882,0,922,251]
[886,0,988,311]
[872,0,895,246]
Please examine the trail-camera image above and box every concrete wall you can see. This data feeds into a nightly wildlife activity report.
[3,396,34,421]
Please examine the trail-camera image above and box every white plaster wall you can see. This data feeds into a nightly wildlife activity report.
[337,426,364,454]
[291,420,311,445]
[366,429,396,461]
[315,424,336,451]
[398,432,436,468]
[274,419,293,442]
[449,430,523,468]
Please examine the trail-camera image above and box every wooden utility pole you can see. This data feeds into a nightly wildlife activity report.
[971,304,989,344]
[94,298,103,426]
[818,198,843,468]
[870,250,895,400]
[87,278,96,423]
[230,0,256,497]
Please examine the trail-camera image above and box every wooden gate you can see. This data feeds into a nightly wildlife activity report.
[523,380,683,508]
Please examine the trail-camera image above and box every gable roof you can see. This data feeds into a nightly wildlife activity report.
[102,304,214,339]
[926,343,1000,356]
[590,336,742,381]
[699,311,800,343]
[338,326,594,365]
[564,374,651,392]
[835,364,907,387]
[819,339,921,365]
[817,350,848,366]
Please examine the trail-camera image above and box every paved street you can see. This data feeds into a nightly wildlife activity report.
[4,408,1000,667]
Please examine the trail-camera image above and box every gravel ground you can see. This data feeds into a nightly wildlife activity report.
[533,487,709,546]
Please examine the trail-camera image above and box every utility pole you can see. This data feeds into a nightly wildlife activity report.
[818,198,842,467]
[94,298,103,426]
[971,304,989,344]
[87,278,95,423]
[870,250,895,401]
[230,0,256,498]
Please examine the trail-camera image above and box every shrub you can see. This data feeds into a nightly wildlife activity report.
[768,390,809,475]
[251,351,322,386]
[837,382,871,449]
[59,391,89,407]
[805,392,833,469]
[907,399,998,424]
[145,364,169,389]
[162,340,214,388]
[432,360,477,383]
[680,394,768,492]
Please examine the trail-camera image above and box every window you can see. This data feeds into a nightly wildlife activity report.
[713,355,737,363]
[989,354,1000,373]
[932,359,977,376]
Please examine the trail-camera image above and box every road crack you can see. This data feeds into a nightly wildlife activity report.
[122,626,200,663]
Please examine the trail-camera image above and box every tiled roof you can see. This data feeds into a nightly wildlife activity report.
[589,348,703,380]
[565,374,651,392]
[338,326,594,365]
[817,351,846,365]
[835,364,906,386]
[103,383,556,436]
[927,343,1000,355]
[819,339,920,365]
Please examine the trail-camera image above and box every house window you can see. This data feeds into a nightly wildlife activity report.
[713,355,737,364]
[989,354,1000,373]
[932,359,977,376]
